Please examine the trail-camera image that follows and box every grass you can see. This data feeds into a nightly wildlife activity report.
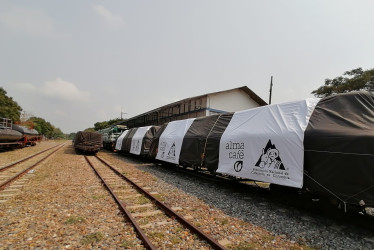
[81,232,104,245]
[149,231,165,240]
[152,194,162,200]
[92,195,105,200]
[137,196,149,205]
[64,216,86,224]
[170,236,181,244]
[221,218,229,225]
[121,240,135,248]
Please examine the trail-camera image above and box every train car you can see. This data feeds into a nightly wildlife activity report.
[0,118,42,150]
[99,125,127,151]
[303,91,374,211]
[0,117,23,150]
[12,124,40,146]
[148,91,374,211]
[119,125,160,157]
[73,131,103,154]
[114,129,129,152]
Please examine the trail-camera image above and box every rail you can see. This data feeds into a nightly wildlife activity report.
[85,155,226,250]
[0,144,65,191]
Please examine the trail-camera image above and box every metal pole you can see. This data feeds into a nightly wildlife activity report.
[120,108,127,120]
[269,76,273,104]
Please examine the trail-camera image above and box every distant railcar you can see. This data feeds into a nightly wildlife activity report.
[12,124,40,146]
[99,125,127,151]
[73,131,103,154]
[0,118,41,150]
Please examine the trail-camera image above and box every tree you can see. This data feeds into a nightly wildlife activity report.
[84,127,96,132]
[68,132,77,140]
[312,68,374,98]
[0,87,22,121]
[94,118,123,131]
[29,116,65,139]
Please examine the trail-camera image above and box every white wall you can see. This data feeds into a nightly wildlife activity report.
[207,89,261,115]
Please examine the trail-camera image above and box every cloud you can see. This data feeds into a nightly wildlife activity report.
[10,78,90,102]
[93,4,125,29]
[40,78,90,102]
[0,7,55,36]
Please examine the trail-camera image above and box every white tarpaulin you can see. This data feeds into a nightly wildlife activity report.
[130,126,152,155]
[115,130,129,151]
[217,99,318,188]
[156,118,195,164]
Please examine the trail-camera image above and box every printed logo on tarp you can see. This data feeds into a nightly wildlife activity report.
[168,142,176,157]
[159,141,176,161]
[134,140,140,152]
[159,141,167,151]
[255,139,285,170]
[251,139,290,180]
[163,141,176,161]
[234,161,243,172]
[132,140,139,152]
[225,141,245,159]
[225,141,245,172]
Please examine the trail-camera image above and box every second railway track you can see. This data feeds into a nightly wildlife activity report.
[0,143,65,202]
[85,154,226,249]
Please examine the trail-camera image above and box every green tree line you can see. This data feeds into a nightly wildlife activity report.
[312,67,374,97]
[0,87,65,139]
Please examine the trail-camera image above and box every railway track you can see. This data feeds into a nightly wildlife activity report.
[84,155,226,250]
[0,143,65,202]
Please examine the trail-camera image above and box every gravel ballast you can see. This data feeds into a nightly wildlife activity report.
[136,159,374,249]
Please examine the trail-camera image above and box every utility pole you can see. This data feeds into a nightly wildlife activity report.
[269,76,273,105]
[120,108,127,120]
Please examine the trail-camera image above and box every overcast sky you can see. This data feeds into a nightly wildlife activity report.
[1,1,373,133]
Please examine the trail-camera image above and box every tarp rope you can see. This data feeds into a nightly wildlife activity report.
[345,184,374,203]
[200,114,222,167]
[305,149,374,157]
[303,171,348,212]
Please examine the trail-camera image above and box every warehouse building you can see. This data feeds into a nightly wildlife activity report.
[123,86,267,128]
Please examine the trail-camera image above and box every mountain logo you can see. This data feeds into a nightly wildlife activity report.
[255,139,285,170]
[168,142,176,157]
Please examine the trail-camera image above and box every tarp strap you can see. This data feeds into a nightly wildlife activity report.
[200,114,222,167]
[303,171,348,212]
[345,184,374,201]
[305,149,374,157]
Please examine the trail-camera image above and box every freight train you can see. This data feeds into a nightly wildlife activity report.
[73,131,103,154]
[0,117,41,150]
[111,91,374,212]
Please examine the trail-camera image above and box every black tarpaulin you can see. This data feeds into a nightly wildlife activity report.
[304,91,374,206]
[121,128,137,153]
[148,124,168,159]
[179,113,233,172]
[140,126,161,156]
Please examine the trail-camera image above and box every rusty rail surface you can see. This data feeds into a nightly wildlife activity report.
[0,143,62,172]
[0,144,65,191]
[87,155,226,250]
